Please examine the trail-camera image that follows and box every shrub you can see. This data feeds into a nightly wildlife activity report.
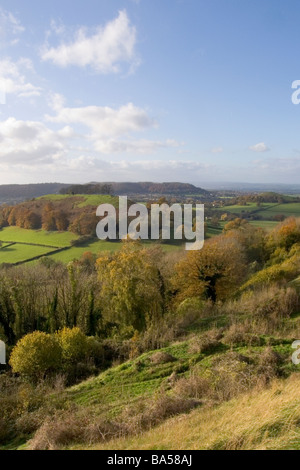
[29,412,87,450]
[257,347,282,385]
[222,324,263,347]
[189,330,222,355]
[56,327,88,365]
[10,332,62,381]
[150,352,176,365]
[245,286,300,320]
[173,374,211,400]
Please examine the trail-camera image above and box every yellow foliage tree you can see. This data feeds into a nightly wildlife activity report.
[173,235,247,303]
[96,242,164,331]
[9,331,62,380]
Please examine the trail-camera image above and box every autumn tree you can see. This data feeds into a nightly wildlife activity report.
[42,203,57,231]
[96,242,164,331]
[267,217,300,252]
[173,235,247,303]
[223,218,266,264]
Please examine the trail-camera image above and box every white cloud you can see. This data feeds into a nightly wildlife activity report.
[249,142,270,153]
[0,8,24,38]
[46,102,155,137]
[0,58,42,98]
[46,101,181,154]
[48,92,66,111]
[0,118,73,165]
[41,10,138,74]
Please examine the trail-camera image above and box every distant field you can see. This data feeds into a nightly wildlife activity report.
[48,240,123,263]
[46,240,183,264]
[0,225,184,266]
[220,203,277,214]
[218,202,300,220]
[249,220,279,231]
[0,227,78,247]
[0,203,282,266]
[255,203,300,218]
[38,194,73,201]
[76,195,120,208]
[206,224,223,238]
[0,244,57,264]
[39,194,120,208]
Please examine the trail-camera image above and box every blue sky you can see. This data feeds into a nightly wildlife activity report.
[0,0,300,185]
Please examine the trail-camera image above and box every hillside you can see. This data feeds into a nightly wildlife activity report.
[1,215,300,451]
[107,182,209,196]
[88,374,300,450]
[17,303,300,450]
[0,183,70,205]
[0,182,210,206]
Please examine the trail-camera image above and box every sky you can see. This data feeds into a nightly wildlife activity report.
[0,0,300,185]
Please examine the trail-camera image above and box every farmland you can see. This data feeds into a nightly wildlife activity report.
[0,226,78,247]
[219,202,300,220]
[0,227,78,265]
[0,225,183,266]
[1,193,299,266]
[38,193,120,208]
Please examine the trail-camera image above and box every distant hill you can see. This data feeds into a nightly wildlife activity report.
[0,182,209,206]
[202,182,300,194]
[104,182,209,196]
[0,183,69,205]
[61,182,209,196]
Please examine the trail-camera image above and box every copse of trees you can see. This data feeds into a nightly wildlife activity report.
[59,183,112,195]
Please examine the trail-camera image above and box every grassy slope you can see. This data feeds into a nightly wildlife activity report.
[88,374,300,450]
[56,316,298,451]
[38,194,120,208]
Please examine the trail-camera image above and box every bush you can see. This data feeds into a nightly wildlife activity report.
[257,347,282,385]
[29,411,87,450]
[189,330,222,355]
[222,324,263,347]
[56,328,88,365]
[150,352,176,365]
[173,374,211,400]
[10,332,62,381]
[246,287,300,320]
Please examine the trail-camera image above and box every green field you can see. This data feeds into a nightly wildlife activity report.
[76,194,120,208]
[39,194,120,208]
[0,244,57,264]
[1,194,291,266]
[221,203,277,214]
[0,227,78,247]
[47,240,183,264]
[255,203,300,218]
[220,202,300,219]
[249,220,279,231]
[0,225,183,266]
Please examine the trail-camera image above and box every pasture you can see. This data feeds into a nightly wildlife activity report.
[0,244,57,264]
[220,202,300,220]
[0,226,78,247]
